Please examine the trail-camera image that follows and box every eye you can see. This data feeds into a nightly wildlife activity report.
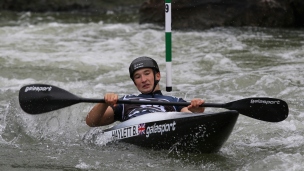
[144,71,151,75]
[134,75,140,79]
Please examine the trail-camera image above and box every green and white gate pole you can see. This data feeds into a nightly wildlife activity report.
[165,0,172,92]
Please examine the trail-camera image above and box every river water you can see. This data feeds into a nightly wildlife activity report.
[0,11,303,171]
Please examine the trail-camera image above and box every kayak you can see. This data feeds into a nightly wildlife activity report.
[17,84,288,153]
[103,110,239,153]
[18,84,288,153]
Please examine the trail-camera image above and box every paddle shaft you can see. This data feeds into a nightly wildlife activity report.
[19,84,289,122]
[80,98,224,108]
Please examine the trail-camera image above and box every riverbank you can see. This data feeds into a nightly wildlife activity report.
[0,0,142,13]
[2,0,304,29]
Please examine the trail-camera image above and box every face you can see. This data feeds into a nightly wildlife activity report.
[133,68,160,94]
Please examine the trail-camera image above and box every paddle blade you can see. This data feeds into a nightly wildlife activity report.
[225,97,289,122]
[19,84,81,114]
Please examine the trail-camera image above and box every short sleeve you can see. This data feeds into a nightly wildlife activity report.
[111,104,123,121]
[175,98,187,112]
[111,96,125,121]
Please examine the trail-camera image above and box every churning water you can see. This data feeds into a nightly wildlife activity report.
[0,12,304,170]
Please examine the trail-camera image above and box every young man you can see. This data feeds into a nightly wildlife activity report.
[86,56,205,127]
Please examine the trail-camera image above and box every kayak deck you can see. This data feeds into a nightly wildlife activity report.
[104,110,239,153]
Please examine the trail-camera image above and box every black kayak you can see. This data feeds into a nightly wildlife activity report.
[103,110,239,153]
[18,84,288,152]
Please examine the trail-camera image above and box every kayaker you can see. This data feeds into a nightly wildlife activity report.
[86,56,205,127]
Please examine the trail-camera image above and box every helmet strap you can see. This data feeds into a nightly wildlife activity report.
[150,70,159,98]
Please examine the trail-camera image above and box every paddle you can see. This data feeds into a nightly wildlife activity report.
[19,84,288,122]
